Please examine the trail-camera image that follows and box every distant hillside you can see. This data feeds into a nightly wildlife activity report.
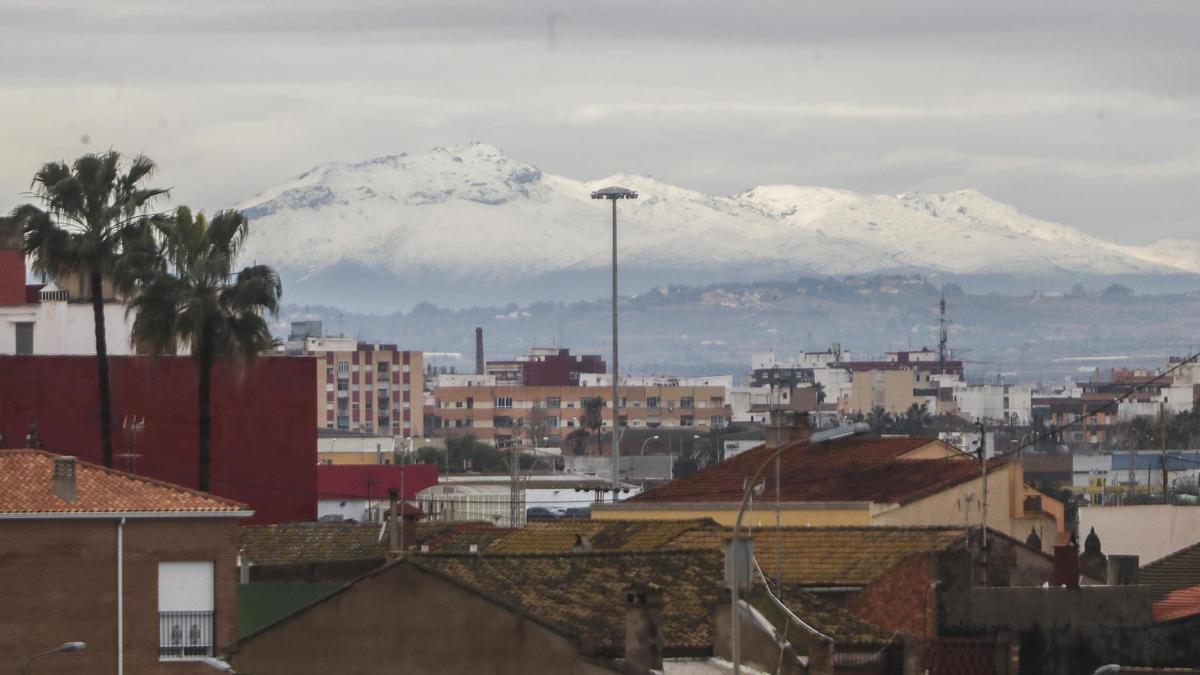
[276,276,1200,383]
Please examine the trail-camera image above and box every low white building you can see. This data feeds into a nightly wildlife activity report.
[416,473,638,526]
[0,282,134,356]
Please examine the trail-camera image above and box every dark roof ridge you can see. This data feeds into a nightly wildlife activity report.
[410,547,722,560]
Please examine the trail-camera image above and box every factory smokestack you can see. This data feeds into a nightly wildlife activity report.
[475,327,484,375]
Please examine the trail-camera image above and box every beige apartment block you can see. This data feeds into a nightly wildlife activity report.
[431,384,730,446]
[309,337,424,438]
[848,367,929,414]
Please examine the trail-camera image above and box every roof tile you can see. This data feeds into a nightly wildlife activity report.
[0,449,246,515]
[628,436,999,505]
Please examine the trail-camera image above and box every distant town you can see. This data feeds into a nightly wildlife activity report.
[4,186,1200,673]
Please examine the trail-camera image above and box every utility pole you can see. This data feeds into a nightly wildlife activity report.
[979,418,989,586]
[937,287,950,374]
[509,418,527,528]
[1162,404,1170,504]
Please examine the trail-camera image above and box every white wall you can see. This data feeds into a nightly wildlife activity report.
[0,300,133,355]
[1077,505,1200,564]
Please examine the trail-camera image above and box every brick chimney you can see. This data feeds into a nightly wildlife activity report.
[623,582,664,675]
[765,409,813,450]
[0,217,26,306]
[52,456,77,503]
[1050,531,1079,589]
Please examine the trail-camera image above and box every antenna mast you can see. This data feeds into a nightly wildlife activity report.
[937,287,950,374]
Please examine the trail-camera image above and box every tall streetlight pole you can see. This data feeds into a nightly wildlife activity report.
[591,186,638,501]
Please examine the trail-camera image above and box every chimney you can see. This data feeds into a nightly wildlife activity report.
[475,327,484,375]
[572,534,593,553]
[765,409,813,450]
[1106,554,1140,586]
[1050,531,1079,589]
[0,216,25,306]
[623,582,664,675]
[238,549,252,584]
[52,456,77,503]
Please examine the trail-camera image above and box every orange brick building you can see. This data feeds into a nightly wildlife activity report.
[430,384,731,446]
[0,449,251,674]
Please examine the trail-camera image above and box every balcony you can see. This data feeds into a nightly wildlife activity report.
[159,610,214,659]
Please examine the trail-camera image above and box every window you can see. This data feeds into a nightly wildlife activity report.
[158,561,214,660]
[680,396,694,409]
[495,396,513,408]
[546,396,560,408]
[494,416,514,428]
[680,415,694,426]
[711,415,724,427]
[337,362,349,376]
[547,416,560,427]
[647,396,660,409]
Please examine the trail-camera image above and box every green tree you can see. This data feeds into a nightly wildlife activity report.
[2,152,169,467]
[900,403,932,435]
[581,396,605,455]
[129,207,280,491]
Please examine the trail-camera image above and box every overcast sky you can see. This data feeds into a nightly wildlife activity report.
[2,0,1197,244]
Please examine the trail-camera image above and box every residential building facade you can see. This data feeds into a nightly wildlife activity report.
[0,219,134,356]
[430,384,731,446]
[0,450,251,674]
[305,337,424,438]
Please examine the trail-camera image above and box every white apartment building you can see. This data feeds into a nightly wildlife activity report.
[953,384,1033,425]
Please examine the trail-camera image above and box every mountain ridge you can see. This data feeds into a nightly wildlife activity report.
[234,142,1200,309]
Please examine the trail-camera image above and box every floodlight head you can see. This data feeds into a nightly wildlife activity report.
[57,642,86,652]
[199,656,235,672]
[590,186,638,200]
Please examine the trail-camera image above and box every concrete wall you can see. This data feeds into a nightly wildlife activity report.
[0,355,317,523]
[231,564,617,674]
[0,518,239,675]
[1078,504,1200,564]
[943,586,1200,674]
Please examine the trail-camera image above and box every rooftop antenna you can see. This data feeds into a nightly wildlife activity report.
[119,415,145,474]
[937,287,951,374]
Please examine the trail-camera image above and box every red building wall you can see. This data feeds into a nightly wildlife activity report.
[0,355,317,524]
[0,249,27,306]
[317,464,439,500]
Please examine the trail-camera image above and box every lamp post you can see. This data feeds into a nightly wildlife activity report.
[639,434,660,456]
[200,656,237,673]
[22,642,85,674]
[591,185,638,501]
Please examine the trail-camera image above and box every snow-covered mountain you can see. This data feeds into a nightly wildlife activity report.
[236,142,1200,309]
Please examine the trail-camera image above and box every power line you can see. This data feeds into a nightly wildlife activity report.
[993,350,1200,462]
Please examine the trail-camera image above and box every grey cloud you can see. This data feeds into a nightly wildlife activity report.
[0,0,1196,245]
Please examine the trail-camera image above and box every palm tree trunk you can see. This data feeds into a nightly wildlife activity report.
[197,337,214,492]
[90,270,114,468]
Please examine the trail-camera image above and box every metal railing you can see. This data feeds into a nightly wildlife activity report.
[159,610,214,659]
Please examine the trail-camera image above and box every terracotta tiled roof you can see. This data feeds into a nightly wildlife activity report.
[239,521,506,565]
[1152,584,1200,623]
[782,591,894,646]
[0,449,247,515]
[627,436,999,505]
[667,526,964,587]
[486,518,722,554]
[1141,540,1200,600]
[420,524,514,553]
[411,550,722,656]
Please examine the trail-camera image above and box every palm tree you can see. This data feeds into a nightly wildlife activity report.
[581,396,605,456]
[129,207,280,491]
[2,152,168,467]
